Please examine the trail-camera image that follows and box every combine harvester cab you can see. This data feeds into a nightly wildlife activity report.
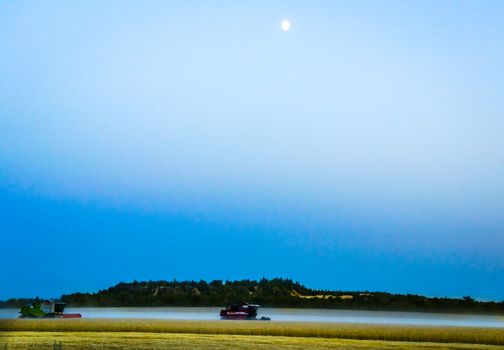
[220,302,270,321]
[20,300,81,319]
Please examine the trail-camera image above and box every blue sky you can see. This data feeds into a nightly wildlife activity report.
[1,1,504,300]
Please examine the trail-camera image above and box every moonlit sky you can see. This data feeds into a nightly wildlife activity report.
[1,1,504,300]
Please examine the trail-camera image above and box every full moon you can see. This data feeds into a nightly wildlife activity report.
[281,20,291,31]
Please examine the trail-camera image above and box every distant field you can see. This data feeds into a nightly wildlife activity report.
[1,319,504,349]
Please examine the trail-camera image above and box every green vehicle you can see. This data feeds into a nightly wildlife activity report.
[19,300,81,318]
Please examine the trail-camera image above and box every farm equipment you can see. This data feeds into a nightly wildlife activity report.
[220,302,270,320]
[19,300,81,318]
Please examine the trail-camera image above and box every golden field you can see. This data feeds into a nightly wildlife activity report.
[1,319,503,349]
[2,331,504,350]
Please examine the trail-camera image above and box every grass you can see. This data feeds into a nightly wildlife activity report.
[1,319,504,346]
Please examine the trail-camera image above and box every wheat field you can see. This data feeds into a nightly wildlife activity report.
[3,331,504,350]
[0,319,504,346]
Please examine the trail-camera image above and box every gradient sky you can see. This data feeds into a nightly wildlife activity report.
[1,1,504,300]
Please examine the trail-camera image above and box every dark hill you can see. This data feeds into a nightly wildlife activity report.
[2,278,503,314]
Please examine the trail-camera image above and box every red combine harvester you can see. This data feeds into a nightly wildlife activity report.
[220,302,270,320]
[19,300,82,319]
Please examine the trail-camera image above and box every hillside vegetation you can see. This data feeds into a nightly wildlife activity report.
[2,278,504,314]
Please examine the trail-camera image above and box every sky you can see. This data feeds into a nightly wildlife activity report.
[1,1,504,301]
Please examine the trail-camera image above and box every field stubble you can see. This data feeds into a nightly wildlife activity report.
[0,319,503,349]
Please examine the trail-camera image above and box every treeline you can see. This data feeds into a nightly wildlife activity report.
[2,278,504,314]
[0,298,36,309]
[61,279,311,308]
